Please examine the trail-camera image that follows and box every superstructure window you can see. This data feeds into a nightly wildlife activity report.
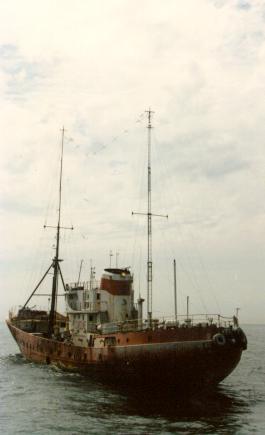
[105,337,116,346]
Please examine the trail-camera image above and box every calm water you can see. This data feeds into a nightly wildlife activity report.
[0,323,264,435]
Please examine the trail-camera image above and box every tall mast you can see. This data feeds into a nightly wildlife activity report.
[21,127,73,325]
[48,127,65,336]
[132,109,167,328]
[173,259,177,322]
[77,259,84,284]
[89,261,95,291]
[146,108,153,325]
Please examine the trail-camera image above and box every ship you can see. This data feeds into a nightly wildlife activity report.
[7,112,247,391]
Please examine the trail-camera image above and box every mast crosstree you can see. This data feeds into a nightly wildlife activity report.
[132,109,168,327]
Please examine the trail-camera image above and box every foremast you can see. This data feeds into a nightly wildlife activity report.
[48,127,65,336]
[47,127,74,336]
[21,127,73,337]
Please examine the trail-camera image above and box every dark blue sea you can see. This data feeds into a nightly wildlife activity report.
[0,323,264,434]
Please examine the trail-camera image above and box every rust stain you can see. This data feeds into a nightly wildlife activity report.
[6,319,245,388]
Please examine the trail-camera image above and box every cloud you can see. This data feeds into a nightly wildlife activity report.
[1,0,265,323]
[203,154,249,179]
[236,1,251,11]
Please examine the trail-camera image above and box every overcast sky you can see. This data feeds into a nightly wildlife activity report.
[1,0,265,323]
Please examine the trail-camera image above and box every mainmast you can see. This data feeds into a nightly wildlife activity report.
[132,109,167,327]
[147,108,153,325]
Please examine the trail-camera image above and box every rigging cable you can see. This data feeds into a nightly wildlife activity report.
[152,130,217,314]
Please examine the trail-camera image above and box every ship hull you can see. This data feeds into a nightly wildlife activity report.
[7,320,244,390]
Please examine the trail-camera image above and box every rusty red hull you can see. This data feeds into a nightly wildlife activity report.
[7,320,245,389]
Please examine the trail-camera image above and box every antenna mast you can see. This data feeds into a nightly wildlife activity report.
[89,260,95,291]
[173,259,177,322]
[109,250,113,268]
[132,109,168,327]
[147,108,153,325]
[77,259,84,284]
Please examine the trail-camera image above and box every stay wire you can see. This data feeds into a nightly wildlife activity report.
[152,131,210,314]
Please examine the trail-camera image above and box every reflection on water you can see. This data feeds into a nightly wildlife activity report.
[120,385,248,418]
[55,373,250,434]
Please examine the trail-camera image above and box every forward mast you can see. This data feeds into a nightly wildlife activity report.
[21,127,73,336]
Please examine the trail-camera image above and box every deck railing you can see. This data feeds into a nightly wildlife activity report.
[94,313,237,334]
